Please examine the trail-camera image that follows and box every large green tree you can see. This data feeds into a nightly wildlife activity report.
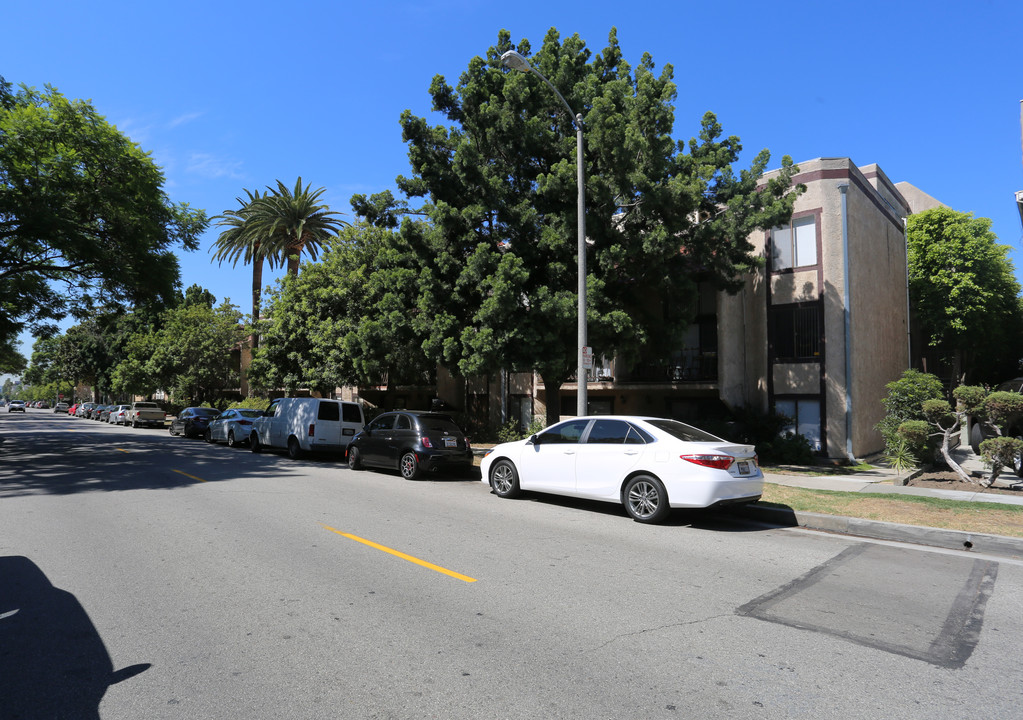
[0,78,208,371]
[151,299,246,403]
[907,206,1023,384]
[375,28,802,422]
[248,222,433,397]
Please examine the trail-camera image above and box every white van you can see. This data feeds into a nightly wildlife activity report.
[249,398,365,460]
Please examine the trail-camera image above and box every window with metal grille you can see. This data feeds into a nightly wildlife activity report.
[769,304,821,360]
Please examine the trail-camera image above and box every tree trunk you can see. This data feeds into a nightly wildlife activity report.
[938,419,975,484]
[251,255,263,349]
[286,241,304,276]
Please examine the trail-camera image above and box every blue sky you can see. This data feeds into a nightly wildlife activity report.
[3,0,1022,361]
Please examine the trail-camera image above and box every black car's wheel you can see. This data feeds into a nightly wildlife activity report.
[489,459,521,498]
[227,430,238,448]
[205,428,214,443]
[287,436,303,460]
[623,474,671,524]
[169,424,178,436]
[348,446,363,470]
[399,451,420,480]
[250,433,262,453]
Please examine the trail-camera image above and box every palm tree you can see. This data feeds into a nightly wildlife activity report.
[210,189,280,331]
[245,178,348,276]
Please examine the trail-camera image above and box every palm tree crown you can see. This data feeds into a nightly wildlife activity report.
[244,178,349,276]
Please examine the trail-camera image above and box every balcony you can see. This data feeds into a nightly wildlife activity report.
[564,350,718,386]
[617,351,718,384]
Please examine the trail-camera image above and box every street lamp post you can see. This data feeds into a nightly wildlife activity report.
[501,49,588,417]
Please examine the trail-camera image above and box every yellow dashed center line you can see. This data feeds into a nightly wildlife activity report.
[320,524,477,583]
[116,448,129,454]
[172,469,206,483]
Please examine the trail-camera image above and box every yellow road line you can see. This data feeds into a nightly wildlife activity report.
[320,524,477,583]
[172,469,206,483]
[116,448,129,454]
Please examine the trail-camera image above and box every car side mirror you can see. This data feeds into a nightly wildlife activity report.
[527,434,539,445]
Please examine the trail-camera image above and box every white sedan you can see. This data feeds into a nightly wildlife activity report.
[480,416,763,524]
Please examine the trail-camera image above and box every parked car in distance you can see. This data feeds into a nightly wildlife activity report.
[128,402,166,428]
[250,398,365,460]
[53,402,69,413]
[480,415,763,524]
[108,405,131,424]
[348,411,473,480]
[205,408,262,447]
[169,407,221,438]
[76,402,95,418]
[96,405,113,421]
[8,400,25,412]
[37,401,50,409]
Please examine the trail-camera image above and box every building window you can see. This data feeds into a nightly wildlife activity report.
[771,215,817,270]
[775,398,822,452]
[769,303,821,360]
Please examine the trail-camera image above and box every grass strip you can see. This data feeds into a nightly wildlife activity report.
[761,484,1023,538]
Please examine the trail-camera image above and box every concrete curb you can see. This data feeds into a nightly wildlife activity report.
[722,504,1023,560]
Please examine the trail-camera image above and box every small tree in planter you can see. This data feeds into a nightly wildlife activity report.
[978,436,1023,487]
[917,398,971,482]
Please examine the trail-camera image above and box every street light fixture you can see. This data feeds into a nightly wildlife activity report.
[501,49,589,417]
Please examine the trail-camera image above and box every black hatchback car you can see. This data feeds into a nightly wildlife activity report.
[169,407,221,439]
[347,411,473,480]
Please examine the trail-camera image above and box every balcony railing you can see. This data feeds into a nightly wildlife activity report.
[564,351,718,385]
[616,352,718,384]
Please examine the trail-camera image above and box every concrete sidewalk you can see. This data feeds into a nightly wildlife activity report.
[763,447,1023,507]
[729,447,1023,559]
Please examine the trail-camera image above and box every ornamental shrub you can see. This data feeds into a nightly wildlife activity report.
[876,369,945,453]
[896,419,931,463]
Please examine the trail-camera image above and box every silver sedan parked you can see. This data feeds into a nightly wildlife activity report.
[205,408,263,447]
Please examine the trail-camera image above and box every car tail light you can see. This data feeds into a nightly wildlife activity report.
[309,423,315,437]
[680,454,734,470]
[421,436,433,448]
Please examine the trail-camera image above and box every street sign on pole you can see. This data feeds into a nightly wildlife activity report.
[582,346,593,370]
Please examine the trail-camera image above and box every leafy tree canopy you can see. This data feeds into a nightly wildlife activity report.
[370,28,803,422]
[248,223,434,397]
[907,206,1023,383]
[0,76,208,371]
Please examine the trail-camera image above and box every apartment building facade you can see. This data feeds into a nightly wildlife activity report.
[500,158,914,459]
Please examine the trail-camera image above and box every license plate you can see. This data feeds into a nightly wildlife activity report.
[444,437,457,448]
[736,461,750,475]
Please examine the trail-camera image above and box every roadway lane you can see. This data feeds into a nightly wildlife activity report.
[2,408,1021,719]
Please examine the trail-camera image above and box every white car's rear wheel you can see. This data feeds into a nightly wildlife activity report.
[623,475,670,524]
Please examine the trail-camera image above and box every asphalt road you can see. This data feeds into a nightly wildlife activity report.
[2,409,1022,719]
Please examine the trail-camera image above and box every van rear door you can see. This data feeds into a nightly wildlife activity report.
[307,400,342,450]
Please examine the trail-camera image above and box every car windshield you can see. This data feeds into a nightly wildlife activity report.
[193,408,220,417]
[644,418,724,443]
[238,409,262,418]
